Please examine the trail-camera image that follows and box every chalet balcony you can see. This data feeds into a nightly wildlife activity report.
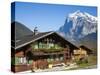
[74,49,87,55]
[31,48,69,56]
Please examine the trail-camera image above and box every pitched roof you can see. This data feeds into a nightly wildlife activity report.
[12,31,54,49]
[12,31,78,50]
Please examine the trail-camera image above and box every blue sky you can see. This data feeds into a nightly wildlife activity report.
[11,2,97,32]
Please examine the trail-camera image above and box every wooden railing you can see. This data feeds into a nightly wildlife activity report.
[32,48,69,55]
[74,49,87,55]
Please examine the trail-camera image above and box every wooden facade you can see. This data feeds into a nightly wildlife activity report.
[12,49,70,72]
[11,32,78,72]
[73,46,93,61]
[73,48,87,60]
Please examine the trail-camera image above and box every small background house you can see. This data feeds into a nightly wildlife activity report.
[73,45,93,61]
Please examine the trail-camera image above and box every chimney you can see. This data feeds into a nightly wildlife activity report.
[33,27,38,35]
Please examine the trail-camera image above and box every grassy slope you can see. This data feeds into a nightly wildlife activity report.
[67,55,97,70]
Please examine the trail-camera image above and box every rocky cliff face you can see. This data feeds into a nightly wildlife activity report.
[58,10,97,50]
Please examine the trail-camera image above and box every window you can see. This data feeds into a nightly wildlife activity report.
[20,57,27,64]
[39,42,42,49]
[15,57,27,65]
[34,44,38,49]
[55,57,59,61]
[28,60,33,64]
[60,57,63,61]
[31,42,38,49]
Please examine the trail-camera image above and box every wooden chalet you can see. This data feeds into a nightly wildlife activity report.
[73,45,93,60]
[11,22,78,72]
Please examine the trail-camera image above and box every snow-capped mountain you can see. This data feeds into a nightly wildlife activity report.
[58,10,97,50]
[58,10,97,42]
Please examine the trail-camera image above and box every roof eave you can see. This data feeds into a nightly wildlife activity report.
[15,31,54,49]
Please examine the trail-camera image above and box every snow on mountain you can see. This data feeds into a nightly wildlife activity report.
[58,10,97,42]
